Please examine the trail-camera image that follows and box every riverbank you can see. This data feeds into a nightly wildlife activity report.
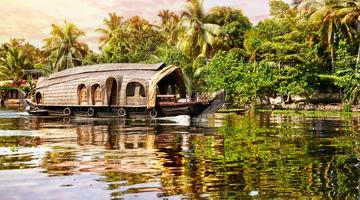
[257,102,358,112]
[256,109,360,117]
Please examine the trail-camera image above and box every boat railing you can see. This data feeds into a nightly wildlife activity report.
[156,95,177,103]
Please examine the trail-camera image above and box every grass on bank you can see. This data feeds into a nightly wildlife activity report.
[256,109,360,117]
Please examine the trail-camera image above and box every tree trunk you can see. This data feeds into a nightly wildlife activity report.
[330,46,335,73]
[356,44,360,65]
[357,22,360,65]
[330,29,336,73]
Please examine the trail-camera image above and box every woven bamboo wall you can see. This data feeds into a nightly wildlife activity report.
[120,78,149,107]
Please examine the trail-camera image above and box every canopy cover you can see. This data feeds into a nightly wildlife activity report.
[147,65,183,108]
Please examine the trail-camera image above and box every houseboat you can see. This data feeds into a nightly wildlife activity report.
[25,63,224,118]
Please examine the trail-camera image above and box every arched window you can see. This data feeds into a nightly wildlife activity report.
[78,84,88,105]
[126,82,145,97]
[105,77,117,106]
[126,82,146,105]
[35,92,42,104]
[91,84,102,105]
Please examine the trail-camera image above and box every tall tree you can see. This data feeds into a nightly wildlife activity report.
[206,7,252,49]
[298,0,342,72]
[43,21,89,72]
[157,9,180,45]
[177,0,221,59]
[102,16,165,63]
[96,12,123,48]
[270,0,291,17]
[243,5,324,98]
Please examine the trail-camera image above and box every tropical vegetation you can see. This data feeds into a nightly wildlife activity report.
[3,0,360,108]
[43,21,89,72]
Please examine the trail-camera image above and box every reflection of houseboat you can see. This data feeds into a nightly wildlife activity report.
[25,63,224,118]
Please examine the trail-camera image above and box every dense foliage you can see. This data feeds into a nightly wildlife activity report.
[206,6,252,49]
[101,16,165,63]
[3,0,360,107]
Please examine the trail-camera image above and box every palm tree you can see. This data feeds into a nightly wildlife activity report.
[43,21,89,72]
[337,0,360,65]
[292,0,304,7]
[157,9,180,45]
[0,47,28,86]
[126,16,152,31]
[297,0,324,13]
[96,12,123,48]
[177,0,221,59]
[298,0,342,72]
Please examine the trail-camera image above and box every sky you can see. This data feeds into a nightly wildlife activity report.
[0,0,271,51]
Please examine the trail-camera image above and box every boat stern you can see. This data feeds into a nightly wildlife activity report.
[24,99,49,116]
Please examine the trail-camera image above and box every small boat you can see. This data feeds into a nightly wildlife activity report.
[25,63,224,119]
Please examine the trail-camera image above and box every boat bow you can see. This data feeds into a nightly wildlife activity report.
[199,90,225,115]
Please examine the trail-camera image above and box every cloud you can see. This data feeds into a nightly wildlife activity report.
[0,0,270,51]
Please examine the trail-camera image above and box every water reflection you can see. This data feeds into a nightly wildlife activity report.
[4,116,222,199]
[1,111,360,199]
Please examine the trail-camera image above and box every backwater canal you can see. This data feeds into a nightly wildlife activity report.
[0,109,360,199]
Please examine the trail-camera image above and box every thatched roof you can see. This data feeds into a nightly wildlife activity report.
[48,63,165,80]
[37,63,168,89]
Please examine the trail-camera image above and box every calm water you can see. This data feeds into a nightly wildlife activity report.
[1,109,360,199]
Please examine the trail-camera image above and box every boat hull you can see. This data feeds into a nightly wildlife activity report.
[25,100,210,119]
[25,90,224,119]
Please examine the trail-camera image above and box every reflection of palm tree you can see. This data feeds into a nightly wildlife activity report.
[96,13,123,48]
[41,149,77,176]
[0,47,28,86]
[43,21,89,72]
[177,0,221,59]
